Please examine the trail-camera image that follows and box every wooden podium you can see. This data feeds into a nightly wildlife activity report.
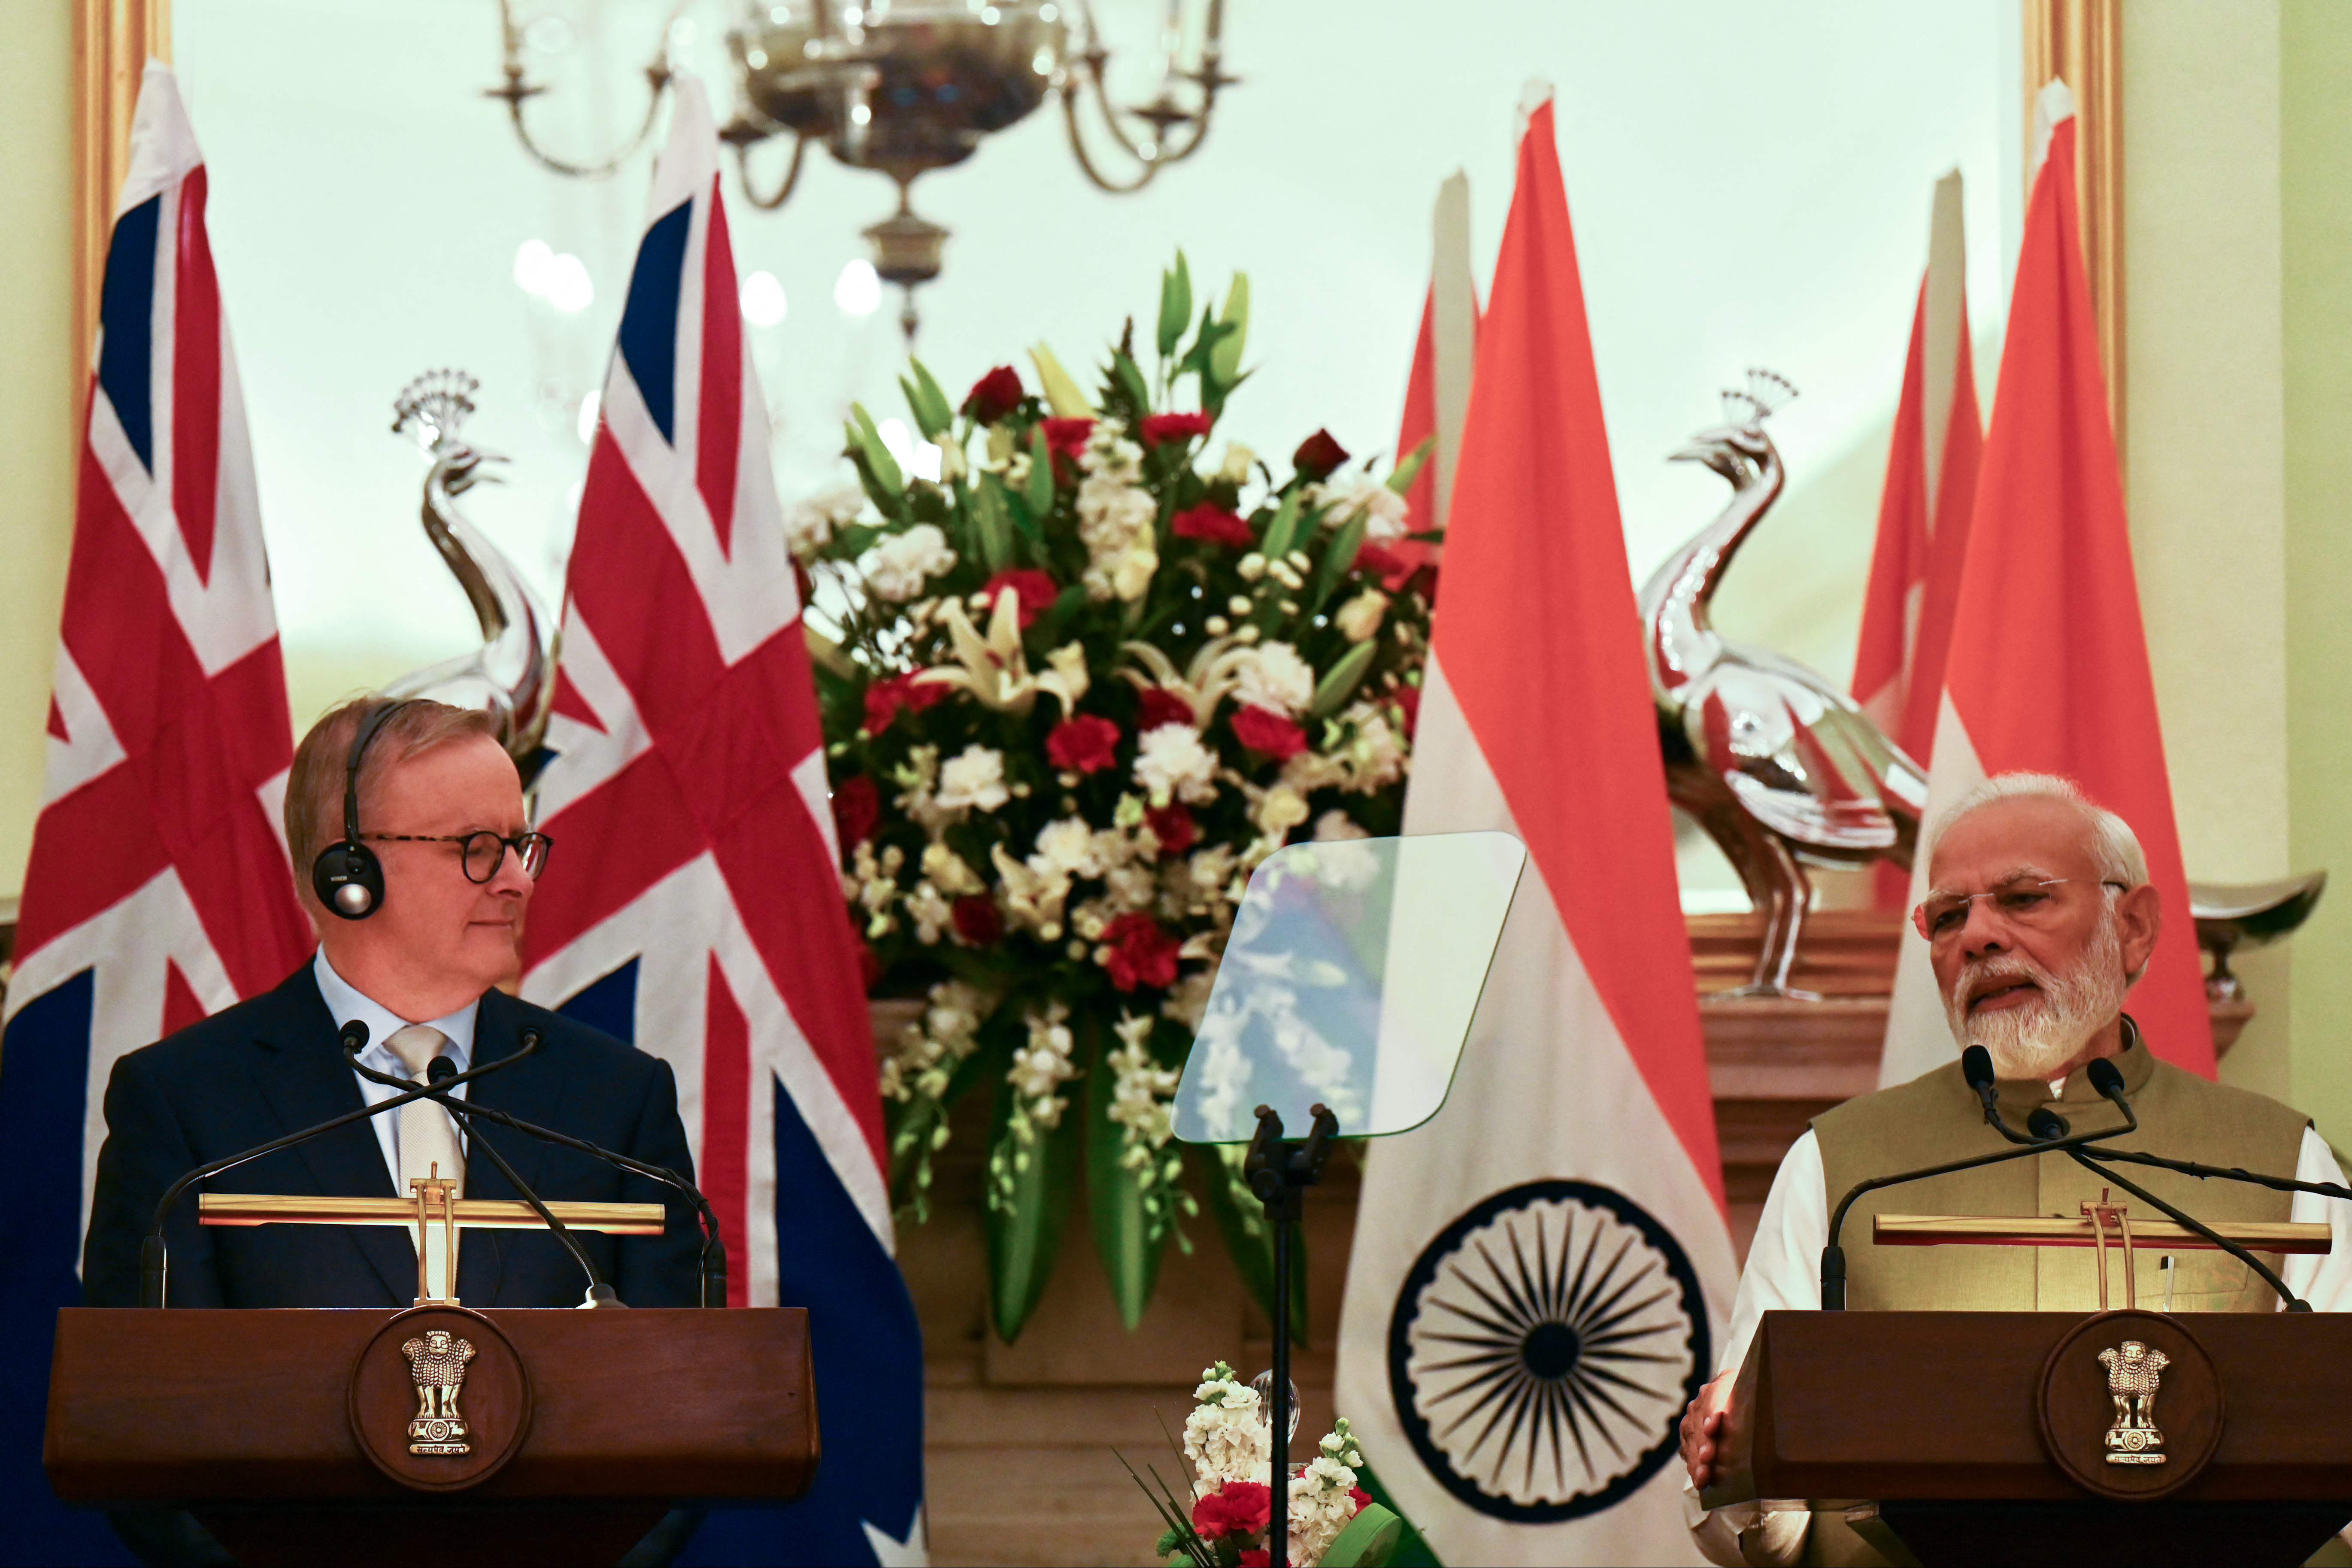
[45,1306,818,1568]
[1702,1310,2352,1568]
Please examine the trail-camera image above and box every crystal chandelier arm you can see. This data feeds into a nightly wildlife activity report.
[486,0,677,180]
[732,130,812,211]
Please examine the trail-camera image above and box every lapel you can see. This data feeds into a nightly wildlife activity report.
[245,964,415,1305]
[456,990,568,1304]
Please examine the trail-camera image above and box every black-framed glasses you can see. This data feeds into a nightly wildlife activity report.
[364,831,553,883]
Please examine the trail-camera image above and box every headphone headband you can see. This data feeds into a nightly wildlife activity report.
[314,698,424,922]
[342,699,421,846]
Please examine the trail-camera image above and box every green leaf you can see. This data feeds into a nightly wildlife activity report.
[1113,351,1153,418]
[847,403,904,494]
[1086,1020,1168,1331]
[985,1070,1085,1343]
[904,359,955,439]
[1387,434,1435,496]
[1156,252,1193,361]
[1025,426,1056,518]
[1191,1143,1308,1346]
[1309,639,1378,717]
[1309,510,1370,611]
[1209,272,1249,384]
[1321,1504,1403,1568]
[1029,343,1096,419]
[1259,490,1302,559]
[969,477,1014,572]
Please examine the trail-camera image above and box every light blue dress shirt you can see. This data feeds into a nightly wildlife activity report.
[311,948,480,1192]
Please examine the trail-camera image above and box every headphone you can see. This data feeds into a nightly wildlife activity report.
[310,699,421,921]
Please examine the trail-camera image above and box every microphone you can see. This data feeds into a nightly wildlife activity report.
[139,1020,540,1307]
[352,1030,729,1309]
[422,1053,620,1310]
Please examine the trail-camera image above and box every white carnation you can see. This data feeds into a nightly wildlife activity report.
[862,523,957,601]
[1033,816,1103,878]
[1133,722,1220,805]
[1313,477,1412,543]
[1232,641,1315,716]
[783,484,867,558]
[936,744,1010,813]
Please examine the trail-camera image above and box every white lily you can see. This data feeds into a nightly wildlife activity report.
[1118,634,1258,725]
[914,594,1088,716]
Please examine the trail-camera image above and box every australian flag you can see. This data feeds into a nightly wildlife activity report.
[517,79,926,1565]
[0,65,314,1565]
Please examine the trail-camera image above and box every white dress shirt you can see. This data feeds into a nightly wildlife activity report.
[1687,1100,2352,1565]
[311,949,479,1192]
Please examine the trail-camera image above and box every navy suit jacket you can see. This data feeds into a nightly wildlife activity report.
[80,963,702,1308]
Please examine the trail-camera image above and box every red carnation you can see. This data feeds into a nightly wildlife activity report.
[1191,1480,1272,1542]
[984,567,1061,628]
[830,773,879,849]
[1349,1487,1373,1513]
[1238,1553,1270,1568]
[1354,541,1406,581]
[862,672,947,735]
[1231,703,1307,760]
[1041,417,1096,461]
[1046,713,1121,775]
[1102,912,1181,992]
[1137,686,1195,732]
[1145,803,1198,856]
[1139,411,1213,446]
[962,365,1024,422]
[951,895,1004,947]
[1172,504,1255,549]
[1292,428,1349,480]
[1394,683,1421,737]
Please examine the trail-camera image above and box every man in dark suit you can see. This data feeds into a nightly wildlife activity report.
[81,697,702,1309]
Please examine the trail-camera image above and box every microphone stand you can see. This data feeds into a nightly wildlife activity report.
[346,1048,618,1308]
[349,1041,728,1308]
[1244,1102,1338,1568]
[139,1023,542,1307]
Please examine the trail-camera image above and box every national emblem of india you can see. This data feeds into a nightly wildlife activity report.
[2097,1339,2170,1465]
[401,1328,477,1456]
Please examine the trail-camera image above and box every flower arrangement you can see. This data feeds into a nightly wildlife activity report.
[790,255,1434,1341]
[1122,1362,1406,1568]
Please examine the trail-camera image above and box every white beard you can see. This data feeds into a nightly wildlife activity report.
[1941,915,2128,1080]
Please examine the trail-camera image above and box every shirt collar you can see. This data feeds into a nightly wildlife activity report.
[312,948,479,1072]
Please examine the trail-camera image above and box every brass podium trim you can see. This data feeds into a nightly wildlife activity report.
[1872,1213,2331,1253]
[197,1192,666,1233]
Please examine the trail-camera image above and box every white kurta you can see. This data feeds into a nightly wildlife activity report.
[1686,1119,2352,1566]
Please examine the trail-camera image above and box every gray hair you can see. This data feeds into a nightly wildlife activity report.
[1924,772,2149,889]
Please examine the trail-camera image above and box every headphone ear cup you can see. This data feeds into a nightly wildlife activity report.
[312,841,385,921]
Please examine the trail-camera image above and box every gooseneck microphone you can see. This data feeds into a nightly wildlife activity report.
[139,1020,541,1307]
[351,1034,729,1309]
[1820,1045,2134,1310]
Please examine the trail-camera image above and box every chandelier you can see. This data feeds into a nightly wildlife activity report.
[488,1,1236,337]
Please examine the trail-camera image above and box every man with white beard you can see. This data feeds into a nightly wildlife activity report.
[1676,773,2352,1568]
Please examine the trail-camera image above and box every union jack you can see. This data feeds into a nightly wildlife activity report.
[518,81,924,1565]
[0,65,311,1560]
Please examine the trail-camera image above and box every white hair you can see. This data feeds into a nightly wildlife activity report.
[1924,772,2149,889]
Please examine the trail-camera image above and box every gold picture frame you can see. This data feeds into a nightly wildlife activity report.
[74,0,172,391]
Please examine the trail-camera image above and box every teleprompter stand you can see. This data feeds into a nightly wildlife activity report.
[1245,1100,1339,1568]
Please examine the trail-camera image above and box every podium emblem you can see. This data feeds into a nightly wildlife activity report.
[2098,1340,2170,1465]
[401,1328,478,1455]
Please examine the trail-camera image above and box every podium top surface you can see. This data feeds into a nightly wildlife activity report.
[1702,1310,2352,1510]
[45,1307,816,1505]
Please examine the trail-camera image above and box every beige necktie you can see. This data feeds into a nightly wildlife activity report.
[386,1023,464,1300]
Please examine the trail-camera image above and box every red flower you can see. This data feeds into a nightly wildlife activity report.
[1146,803,1198,856]
[1354,541,1406,581]
[830,773,879,849]
[1349,1487,1373,1514]
[1101,912,1181,992]
[983,567,1061,628]
[1394,683,1421,737]
[1137,686,1195,732]
[1231,704,1307,760]
[1139,411,1213,446]
[1046,714,1121,775]
[951,895,1004,947]
[855,940,883,993]
[1191,1480,1272,1541]
[1238,1553,1270,1568]
[1292,428,1350,480]
[1172,504,1255,549]
[962,365,1024,422]
[1041,417,1096,461]
[862,673,947,735]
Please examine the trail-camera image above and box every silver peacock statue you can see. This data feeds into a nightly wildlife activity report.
[1640,371,1928,998]
[385,370,558,785]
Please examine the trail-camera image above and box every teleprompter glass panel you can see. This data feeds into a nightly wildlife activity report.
[1172,832,1526,1144]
